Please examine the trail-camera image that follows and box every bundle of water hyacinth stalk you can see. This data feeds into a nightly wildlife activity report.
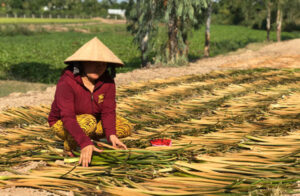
[0,68,300,195]
[0,142,199,195]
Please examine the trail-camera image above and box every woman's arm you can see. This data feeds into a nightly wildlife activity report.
[101,81,117,143]
[101,81,127,149]
[55,82,93,150]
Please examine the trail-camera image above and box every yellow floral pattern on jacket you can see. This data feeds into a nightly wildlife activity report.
[98,94,104,103]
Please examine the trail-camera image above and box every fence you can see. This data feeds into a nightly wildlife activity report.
[0,13,125,20]
[0,13,92,19]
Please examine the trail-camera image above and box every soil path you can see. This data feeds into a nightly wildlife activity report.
[17,17,126,33]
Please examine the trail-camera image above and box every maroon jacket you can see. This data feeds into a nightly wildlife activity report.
[48,69,116,150]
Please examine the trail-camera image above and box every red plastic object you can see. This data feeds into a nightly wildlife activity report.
[150,139,172,146]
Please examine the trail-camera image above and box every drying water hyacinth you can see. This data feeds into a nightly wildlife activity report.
[0,68,300,195]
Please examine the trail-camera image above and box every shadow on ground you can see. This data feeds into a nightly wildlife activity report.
[7,62,63,84]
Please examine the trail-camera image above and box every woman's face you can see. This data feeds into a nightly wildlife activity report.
[82,61,107,81]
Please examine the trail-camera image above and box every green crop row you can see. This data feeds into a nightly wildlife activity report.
[0,23,299,84]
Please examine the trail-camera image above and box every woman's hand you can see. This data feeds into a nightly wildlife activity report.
[79,144,103,167]
[109,135,128,150]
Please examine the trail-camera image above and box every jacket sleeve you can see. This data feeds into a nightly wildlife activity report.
[101,81,117,143]
[55,81,93,150]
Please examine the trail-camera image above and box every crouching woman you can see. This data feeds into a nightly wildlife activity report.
[47,37,132,167]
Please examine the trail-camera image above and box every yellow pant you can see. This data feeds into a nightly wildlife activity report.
[51,114,133,151]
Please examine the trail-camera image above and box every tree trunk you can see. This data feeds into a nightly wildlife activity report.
[167,6,179,64]
[276,3,282,42]
[141,32,148,67]
[266,1,271,41]
[182,31,189,59]
[204,0,212,57]
[178,17,188,58]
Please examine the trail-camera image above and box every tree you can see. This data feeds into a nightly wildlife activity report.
[204,0,213,57]
[127,0,207,67]
[216,0,262,26]
[275,0,284,42]
[126,0,163,67]
[2,0,133,18]
[164,0,207,65]
[82,0,100,17]
[265,0,273,41]
[282,0,300,32]
[216,0,299,33]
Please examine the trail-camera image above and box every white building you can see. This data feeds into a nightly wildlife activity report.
[108,9,125,18]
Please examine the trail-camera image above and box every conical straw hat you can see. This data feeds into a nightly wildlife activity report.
[64,36,124,67]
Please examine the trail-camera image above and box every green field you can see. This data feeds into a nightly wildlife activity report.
[0,23,299,84]
[0,17,93,24]
[189,25,299,58]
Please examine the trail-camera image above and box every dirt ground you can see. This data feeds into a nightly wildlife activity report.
[92,17,126,24]
[0,38,299,195]
[25,17,126,33]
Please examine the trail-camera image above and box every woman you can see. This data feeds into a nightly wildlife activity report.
[48,37,132,167]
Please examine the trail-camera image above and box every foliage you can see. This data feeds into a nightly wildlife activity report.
[126,0,207,66]
[214,0,300,31]
[0,24,299,83]
[0,0,129,18]
[188,24,299,59]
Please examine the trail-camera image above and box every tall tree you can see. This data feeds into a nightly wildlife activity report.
[126,0,162,67]
[276,0,284,42]
[127,0,207,66]
[82,0,99,17]
[164,0,207,64]
[204,0,213,57]
[216,0,298,33]
[282,0,300,31]
[265,0,272,41]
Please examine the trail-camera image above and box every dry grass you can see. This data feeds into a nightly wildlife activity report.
[0,68,299,195]
[0,80,51,98]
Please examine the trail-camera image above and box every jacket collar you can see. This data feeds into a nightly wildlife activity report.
[64,70,105,92]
